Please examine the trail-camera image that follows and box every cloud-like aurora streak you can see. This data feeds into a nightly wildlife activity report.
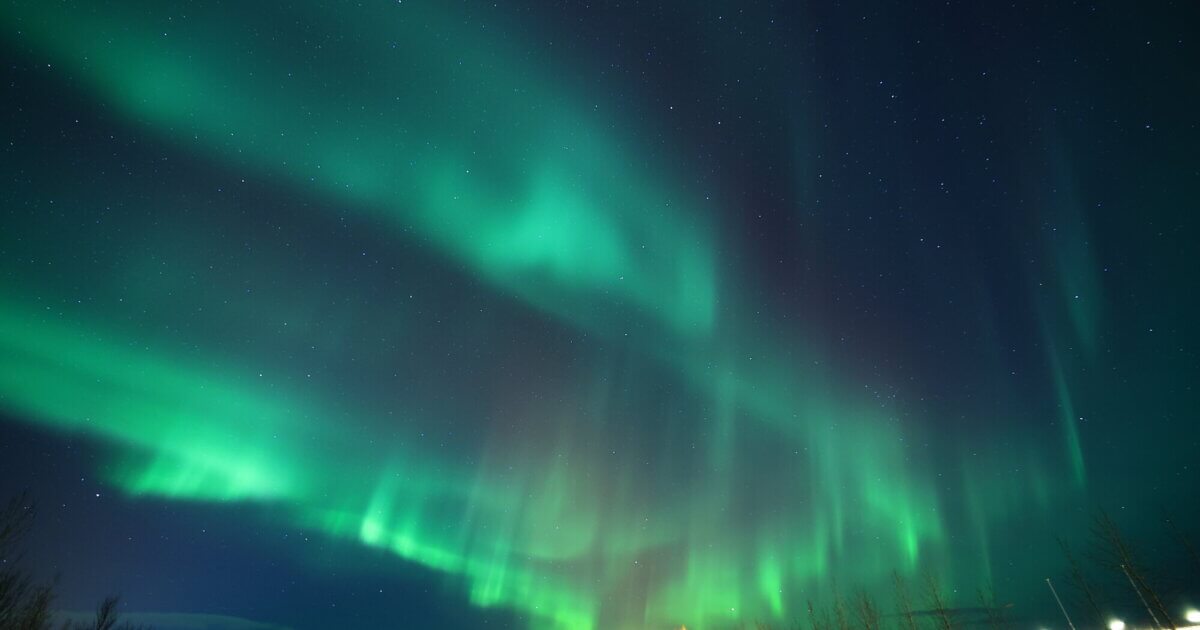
[0,1,1094,628]
[2,0,714,340]
[0,294,965,629]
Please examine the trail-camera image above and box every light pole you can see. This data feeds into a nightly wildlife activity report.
[1047,577,1076,630]
[1121,563,1163,630]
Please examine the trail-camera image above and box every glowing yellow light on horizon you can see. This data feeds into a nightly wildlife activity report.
[1186,609,1200,624]
[1108,619,1125,630]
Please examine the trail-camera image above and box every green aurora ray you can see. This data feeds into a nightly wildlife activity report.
[0,2,1115,628]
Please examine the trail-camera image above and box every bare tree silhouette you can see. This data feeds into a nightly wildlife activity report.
[829,580,849,630]
[806,599,829,630]
[76,595,151,630]
[0,494,152,630]
[893,571,920,630]
[0,493,54,630]
[923,571,954,630]
[854,589,881,630]
[977,582,1009,630]
[1163,510,1200,580]
[1058,535,1106,628]
[1091,510,1175,630]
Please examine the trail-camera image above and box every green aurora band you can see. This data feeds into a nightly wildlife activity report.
[0,2,1106,628]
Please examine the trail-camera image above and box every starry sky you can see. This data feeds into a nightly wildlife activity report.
[0,2,1198,629]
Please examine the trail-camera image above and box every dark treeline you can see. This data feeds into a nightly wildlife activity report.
[744,508,1197,630]
[2,491,1197,630]
[0,493,150,630]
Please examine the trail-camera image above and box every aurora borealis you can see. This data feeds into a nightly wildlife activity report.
[1,2,1198,629]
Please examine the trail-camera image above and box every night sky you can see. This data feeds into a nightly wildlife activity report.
[1,2,1198,629]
